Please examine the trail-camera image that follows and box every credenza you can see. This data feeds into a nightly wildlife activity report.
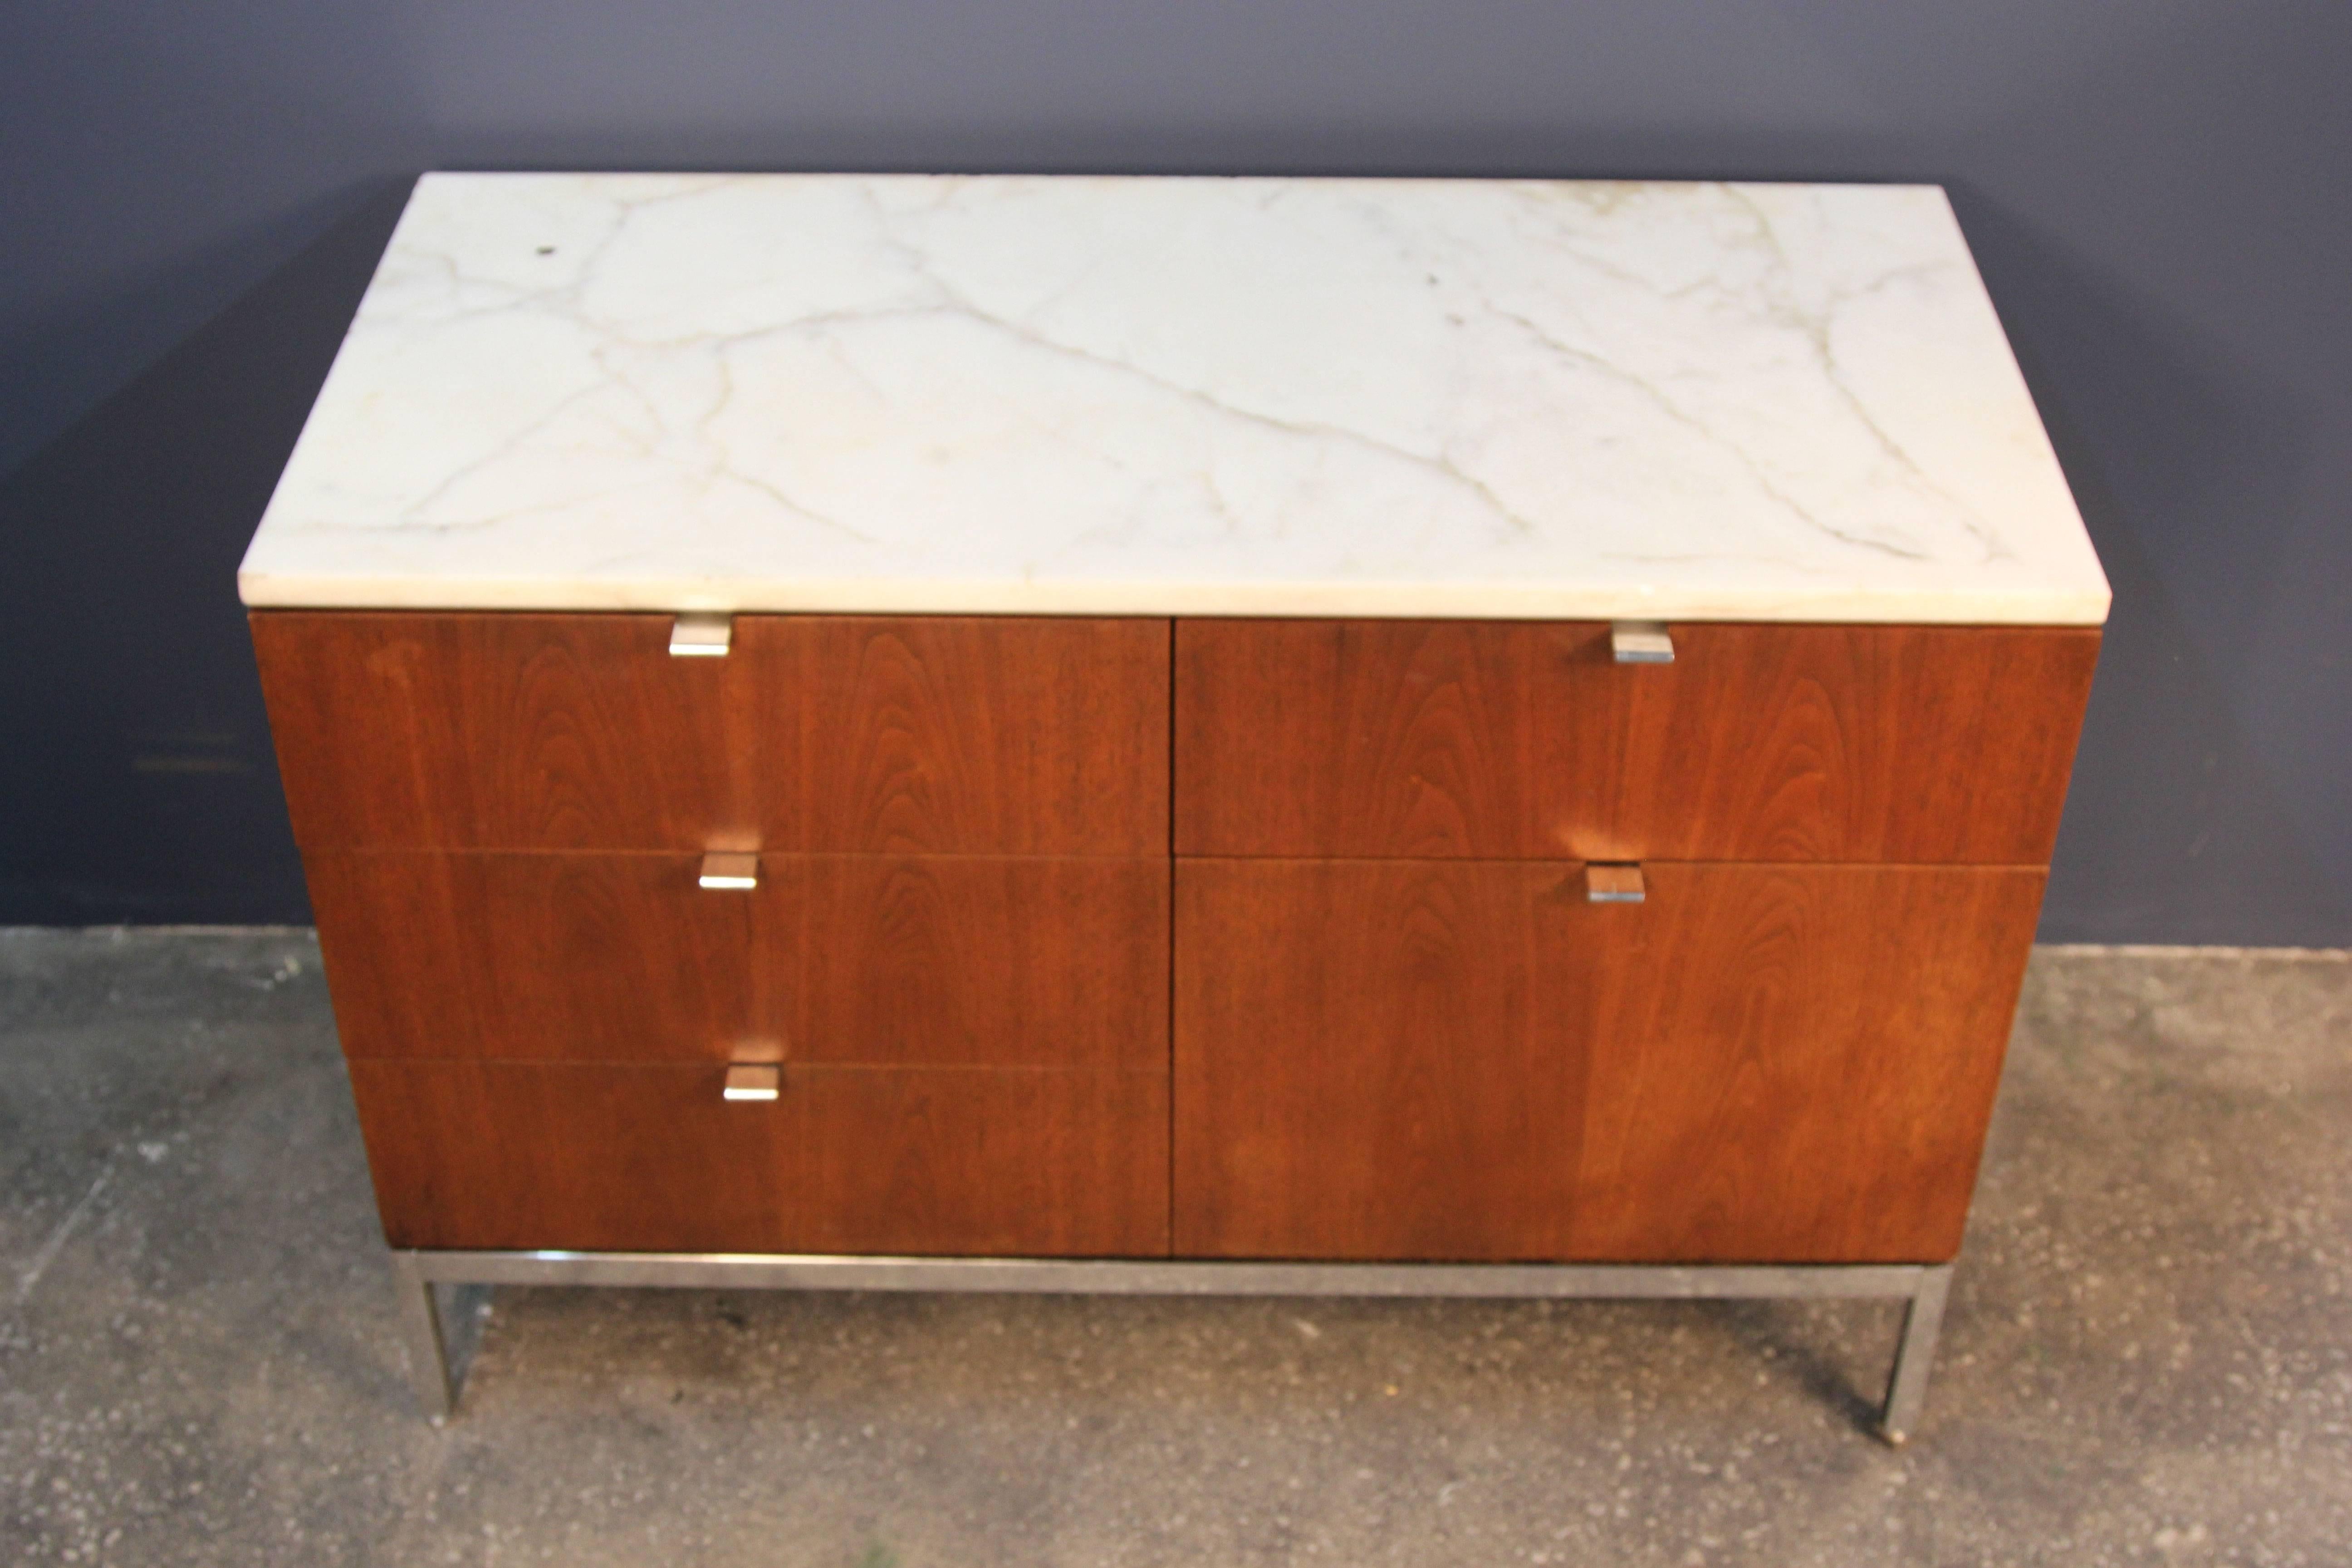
[241,172,2109,1440]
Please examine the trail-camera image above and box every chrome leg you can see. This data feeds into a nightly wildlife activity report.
[389,1248,1956,1437]
[1877,1263,1953,1445]
[388,1250,455,1423]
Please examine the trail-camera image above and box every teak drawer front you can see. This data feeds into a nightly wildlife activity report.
[1175,620,2098,862]
[350,1059,1170,1256]
[254,612,1169,854]
[1173,859,2045,1264]
[309,851,1168,1070]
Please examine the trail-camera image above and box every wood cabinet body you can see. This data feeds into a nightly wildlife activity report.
[255,610,2095,1269]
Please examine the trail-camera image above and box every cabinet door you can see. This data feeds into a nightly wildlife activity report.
[1174,860,2044,1263]
[1175,620,2098,862]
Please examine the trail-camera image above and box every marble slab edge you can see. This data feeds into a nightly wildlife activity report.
[237,569,2111,625]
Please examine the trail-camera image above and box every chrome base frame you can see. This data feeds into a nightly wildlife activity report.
[388,1249,1955,1442]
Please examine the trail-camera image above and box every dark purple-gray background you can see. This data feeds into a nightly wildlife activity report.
[3,1,2345,939]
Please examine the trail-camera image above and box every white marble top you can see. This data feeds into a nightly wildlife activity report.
[239,173,2108,624]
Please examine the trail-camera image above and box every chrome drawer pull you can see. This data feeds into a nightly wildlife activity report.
[1610,621,1674,664]
[697,852,759,890]
[1586,863,1646,904]
[669,612,733,657]
[722,1064,780,1102]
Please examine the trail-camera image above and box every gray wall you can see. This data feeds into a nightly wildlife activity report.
[3,1,2347,941]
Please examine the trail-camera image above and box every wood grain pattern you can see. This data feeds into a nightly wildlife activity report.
[275,607,2083,1270]
[783,1067,1168,1256]
[1174,620,2099,863]
[1172,859,2045,1263]
[254,612,1169,854]
[740,616,1170,856]
[1175,858,1589,1261]
[307,850,759,1063]
[1571,862,2043,1263]
[350,1059,1171,1256]
[308,851,1168,1069]
[767,854,1167,1070]
[255,612,752,852]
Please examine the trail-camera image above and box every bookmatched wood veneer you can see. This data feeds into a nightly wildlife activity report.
[1175,620,2099,862]
[259,608,2092,1269]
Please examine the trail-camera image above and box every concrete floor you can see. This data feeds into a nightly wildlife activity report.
[1,932,2346,1567]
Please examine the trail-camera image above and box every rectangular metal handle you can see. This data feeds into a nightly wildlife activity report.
[1586,863,1646,904]
[722,1064,780,1102]
[1611,621,1673,664]
[698,852,759,890]
[669,612,733,657]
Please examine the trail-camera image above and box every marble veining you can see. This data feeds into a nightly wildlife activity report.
[238,173,2109,623]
